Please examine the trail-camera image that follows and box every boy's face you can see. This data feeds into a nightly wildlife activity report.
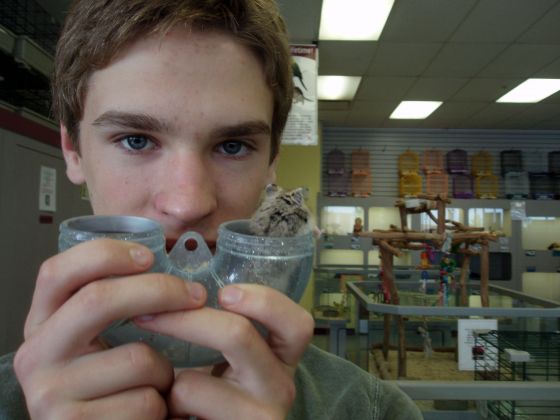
[62,29,277,251]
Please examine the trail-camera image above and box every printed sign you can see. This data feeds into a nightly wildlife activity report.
[457,319,498,371]
[282,44,318,146]
[39,166,56,212]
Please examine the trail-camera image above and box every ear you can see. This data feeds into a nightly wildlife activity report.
[60,124,86,185]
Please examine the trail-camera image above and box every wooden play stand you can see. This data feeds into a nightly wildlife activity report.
[358,193,500,378]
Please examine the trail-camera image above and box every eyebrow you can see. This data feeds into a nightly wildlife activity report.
[92,110,271,139]
[92,110,173,133]
[212,120,271,139]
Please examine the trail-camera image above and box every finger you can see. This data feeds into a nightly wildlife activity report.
[26,239,154,337]
[74,386,168,420]
[62,343,173,400]
[218,284,314,366]
[134,307,292,398]
[168,370,285,420]
[29,274,206,362]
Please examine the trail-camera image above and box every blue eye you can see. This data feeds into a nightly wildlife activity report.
[120,135,154,151]
[221,141,244,155]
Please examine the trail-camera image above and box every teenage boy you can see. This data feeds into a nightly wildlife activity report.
[0,1,421,418]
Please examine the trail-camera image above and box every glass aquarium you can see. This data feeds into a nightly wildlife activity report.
[321,206,364,235]
[467,207,511,236]
[522,216,559,250]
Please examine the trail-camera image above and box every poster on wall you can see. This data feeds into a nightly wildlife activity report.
[39,165,56,212]
[282,44,318,146]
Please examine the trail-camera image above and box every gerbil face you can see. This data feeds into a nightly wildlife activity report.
[62,29,277,251]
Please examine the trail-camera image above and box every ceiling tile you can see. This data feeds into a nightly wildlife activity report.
[450,0,557,43]
[381,0,476,42]
[421,102,487,127]
[318,41,377,76]
[517,2,560,44]
[499,103,560,128]
[422,43,506,78]
[478,44,560,77]
[346,100,399,127]
[534,57,560,78]
[451,78,524,102]
[278,0,322,43]
[405,78,469,101]
[367,43,442,77]
[319,110,349,127]
[458,103,530,128]
[355,77,416,101]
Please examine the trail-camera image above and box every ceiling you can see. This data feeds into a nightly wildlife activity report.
[23,0,560,130]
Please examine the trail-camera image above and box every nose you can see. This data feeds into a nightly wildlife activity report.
[154,152,218,225]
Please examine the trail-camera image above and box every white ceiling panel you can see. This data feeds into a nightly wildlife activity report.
[478,44,560,78]
[450,0,557,43]
[451,78,524,102]
[318,41,377,76]
[422,43,507,78]
[406,78,469,101]
[381,0,476,43]
[366,43,442,77]
[354,77,416,102]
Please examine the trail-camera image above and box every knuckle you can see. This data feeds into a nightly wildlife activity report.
[75,281,108,311]
[13,343,34,382]
[227,315,258,348]
[137,387,167,419]
[36,258,57,287]
[124,342,160,371]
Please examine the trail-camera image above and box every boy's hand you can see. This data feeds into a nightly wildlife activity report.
[136,284,315,419]
[14,239,207,419]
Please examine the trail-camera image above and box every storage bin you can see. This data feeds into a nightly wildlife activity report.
[504,172,529,199]
[398,150,419,175]
[472,150,493,176]
[446,149,469,174]
[452,174,474,198]
[422,149,444,174]
[399,173,422,197]
[426,173,448,195]
[475,174,499,199]
[500,150,523,176]
[529,172,554,200]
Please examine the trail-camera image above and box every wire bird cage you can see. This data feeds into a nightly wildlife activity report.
[475,331,560,420]
[472,150,494,176]
[422,149,445,174]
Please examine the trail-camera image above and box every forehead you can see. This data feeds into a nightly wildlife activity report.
[82,28,273,134]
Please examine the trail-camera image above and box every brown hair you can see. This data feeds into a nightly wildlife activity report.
[52,0,293,161]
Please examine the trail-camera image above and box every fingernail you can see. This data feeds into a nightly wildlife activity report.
[220,286,243,306]
[130,246,151,267]
[189,282,205,302]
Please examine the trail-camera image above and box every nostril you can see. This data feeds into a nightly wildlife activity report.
[185,238,198,251]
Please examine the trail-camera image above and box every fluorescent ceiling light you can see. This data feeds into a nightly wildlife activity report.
[496,78,560,103]
[319,0,394,41]
[318,76,362,101]
[390,101,442,119]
